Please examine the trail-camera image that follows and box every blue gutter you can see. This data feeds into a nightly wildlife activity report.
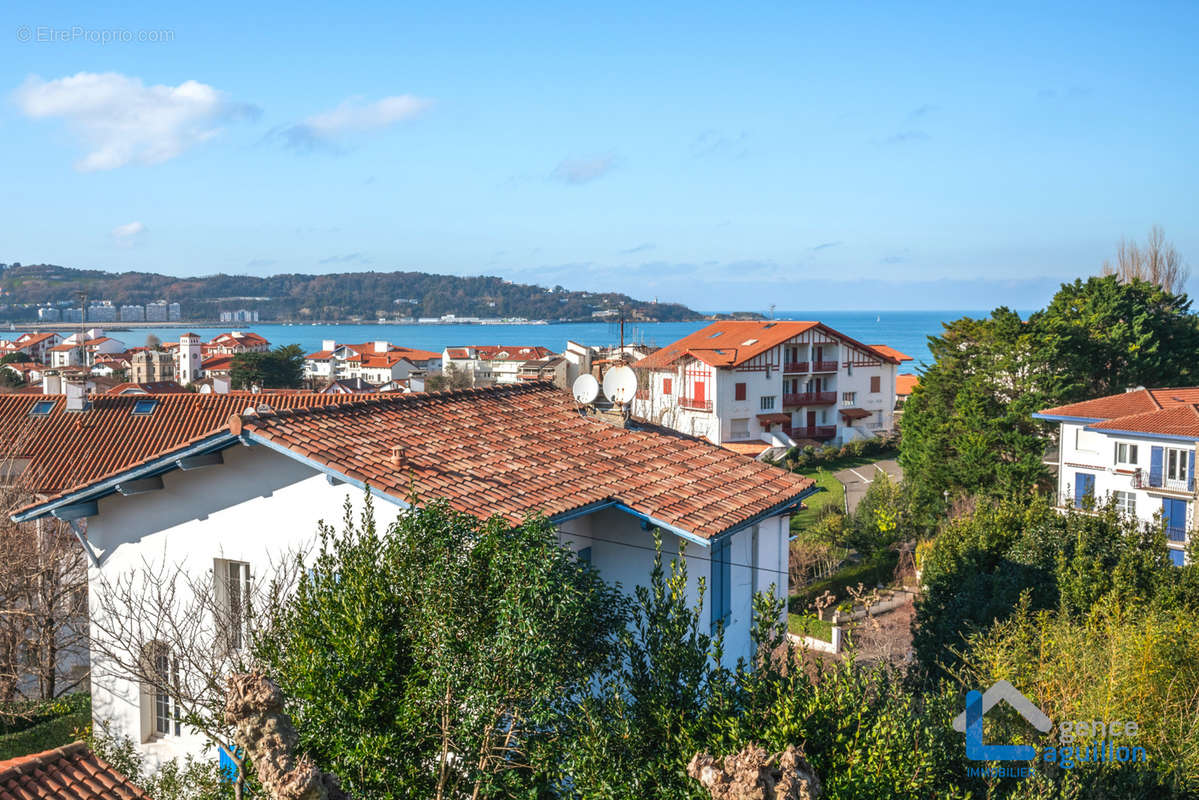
[11,431,238,523]
[1031,413,1106,424]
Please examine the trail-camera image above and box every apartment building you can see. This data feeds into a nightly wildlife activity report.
[130,350,177,384]
[1034,387,1199,566]
[441,346,554,385]
[632,321,911,456]
[304,340,442,384]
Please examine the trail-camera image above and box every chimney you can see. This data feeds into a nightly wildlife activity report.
[43,372,62,395]
[374,340,389,353]
[390,445,406,467]
[321,339,337,352]
[213,375,231,395]
[64,378,86,412]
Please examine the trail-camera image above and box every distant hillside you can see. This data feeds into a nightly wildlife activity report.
[0,263,758,323]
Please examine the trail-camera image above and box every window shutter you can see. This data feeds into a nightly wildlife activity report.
[1074,473,1085,508]
[735,382,746,401]
[1150,446,1164,488]
[663,377,672,395]
[1190,450,1196,492]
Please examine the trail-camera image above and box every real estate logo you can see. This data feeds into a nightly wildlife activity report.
[952,679,1051,761]
[952,679,1147,778]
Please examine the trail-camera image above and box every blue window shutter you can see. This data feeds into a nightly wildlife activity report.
[1150,446,1164,488]
[1074,472,1094,508]
[1189,451,1195,492]
[721,540,732,624]
[710,538,731,631]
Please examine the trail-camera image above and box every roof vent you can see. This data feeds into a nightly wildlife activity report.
[1126,386,1146,393]
[390,445,406,467]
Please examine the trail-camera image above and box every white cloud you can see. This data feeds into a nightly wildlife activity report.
[279,95,431,151]
[13,72,257,171]
[551,153,617,185]
[111,221,146,247]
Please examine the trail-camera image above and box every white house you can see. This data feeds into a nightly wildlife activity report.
[304,340,442,383]
[632,321,911,457]
[10,384,814,770]
[47,331,127,369]
[442,346,555,385]
[1034,387,1199,566]
[10,332,63,364]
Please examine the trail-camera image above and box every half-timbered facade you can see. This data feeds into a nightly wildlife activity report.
[633,321,911,456]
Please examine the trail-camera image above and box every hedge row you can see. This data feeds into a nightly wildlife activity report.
[788,550,900,614]
[0,694,91,760]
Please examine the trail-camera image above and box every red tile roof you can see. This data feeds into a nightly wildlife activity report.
[868,344,913,362]
[0,392,382,495]
[633,321,907,370]
[106,381,189,395]
[839,408,872,421]
[0,742,151,800]
[305,344,441,363]
[229,383,813,539]
[445,346,552,362]
[895,374,919,396]
[201,354,235,371]
[722,441,771,457]
[1037,387,1199,439]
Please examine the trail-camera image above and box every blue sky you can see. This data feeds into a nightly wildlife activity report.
[1,0,1197,311]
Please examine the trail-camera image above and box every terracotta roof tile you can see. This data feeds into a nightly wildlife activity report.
[0,742,152,800]
[0,392,385,495]
[1037,387,1199,439]
[225,383,812,539]
[896,373,919,396]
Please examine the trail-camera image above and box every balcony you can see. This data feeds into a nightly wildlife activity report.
[679,396,712,412]
[783,391,836,406]
[1167,526,1188,543]
[783,425,837,441]
[783,361,809,373]
[811,360,839,372]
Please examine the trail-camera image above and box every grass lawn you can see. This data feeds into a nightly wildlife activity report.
[797,448,898,475]
[789,469,845,535]
[788,613,834,642]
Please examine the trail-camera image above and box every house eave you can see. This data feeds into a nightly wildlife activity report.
[1079,426,1199,444]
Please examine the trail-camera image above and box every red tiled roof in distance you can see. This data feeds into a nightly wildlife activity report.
[238,383,814,539]
[446,346,552,362]
[868,344,913,362]
[634,321,909,370]
[1037,388,1165,420]
[106,382,188,395]
[0,741,152,800]
[896,374,919,396]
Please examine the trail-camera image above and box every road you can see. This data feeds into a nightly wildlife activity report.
[834,458,903,514]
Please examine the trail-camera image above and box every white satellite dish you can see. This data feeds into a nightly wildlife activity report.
[572,374,600,404]
[602,365,638,405]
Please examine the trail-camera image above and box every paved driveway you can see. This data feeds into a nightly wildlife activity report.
[834,459,903,514]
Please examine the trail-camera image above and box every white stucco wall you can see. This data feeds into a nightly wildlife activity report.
[1055,421,1194,555]
[81,442,790,768]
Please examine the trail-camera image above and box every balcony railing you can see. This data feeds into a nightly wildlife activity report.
[811,360,839,372]
[783,425,837,441]
[783,391,836,406]
[1167,526,1188,543]
[679,396,712,411]
[783,361,808,373]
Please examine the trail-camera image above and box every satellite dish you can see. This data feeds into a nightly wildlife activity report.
[603,365,638,405]
[572,374,600,404]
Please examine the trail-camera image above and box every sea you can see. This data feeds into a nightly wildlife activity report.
[15,310,1003,371]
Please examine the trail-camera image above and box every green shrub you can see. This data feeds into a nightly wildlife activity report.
[0,694,92,760]
[789,550,900,614]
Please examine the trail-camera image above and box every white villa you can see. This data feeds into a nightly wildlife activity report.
[304,340,442,384]
[632,321,911,458]
[1035,387,1199,565]
[441,346,555,385]
[9,384,814,768]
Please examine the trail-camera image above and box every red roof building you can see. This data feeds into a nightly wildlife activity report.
[0,742,152,800]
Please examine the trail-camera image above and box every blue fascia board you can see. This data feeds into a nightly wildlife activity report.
[11,431,238,523]
[1031,413,1106,424]
[244,432,412,511]
[1081,426,1199,444]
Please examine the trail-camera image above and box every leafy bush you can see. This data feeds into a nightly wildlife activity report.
[87,723,233,800]
[0,694,91,760]
[789,550,900,614]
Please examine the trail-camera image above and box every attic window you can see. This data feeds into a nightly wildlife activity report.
[763,323,776,328]
[29,401,54,416]
[132,398,158,416]
[708,332,723,339]
[741,338,759,346]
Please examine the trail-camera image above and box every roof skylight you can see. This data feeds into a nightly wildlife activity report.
[131,398,158,416]
[29,401,54,416]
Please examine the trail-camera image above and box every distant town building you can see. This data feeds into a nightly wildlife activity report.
[220,309,260,323]
[11,331,63,363]
[37,307,60,322]
[87,303,118,323]
[178,333,203,385]
[304,340,442,384]
[130,349,176,384]
[145,301,168,322]
[120,304,146,322]
[632,321,911,458]
[441,346,555,386]
[63,307,84,324]
[207,331,269,355]
[168,302,182,321]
